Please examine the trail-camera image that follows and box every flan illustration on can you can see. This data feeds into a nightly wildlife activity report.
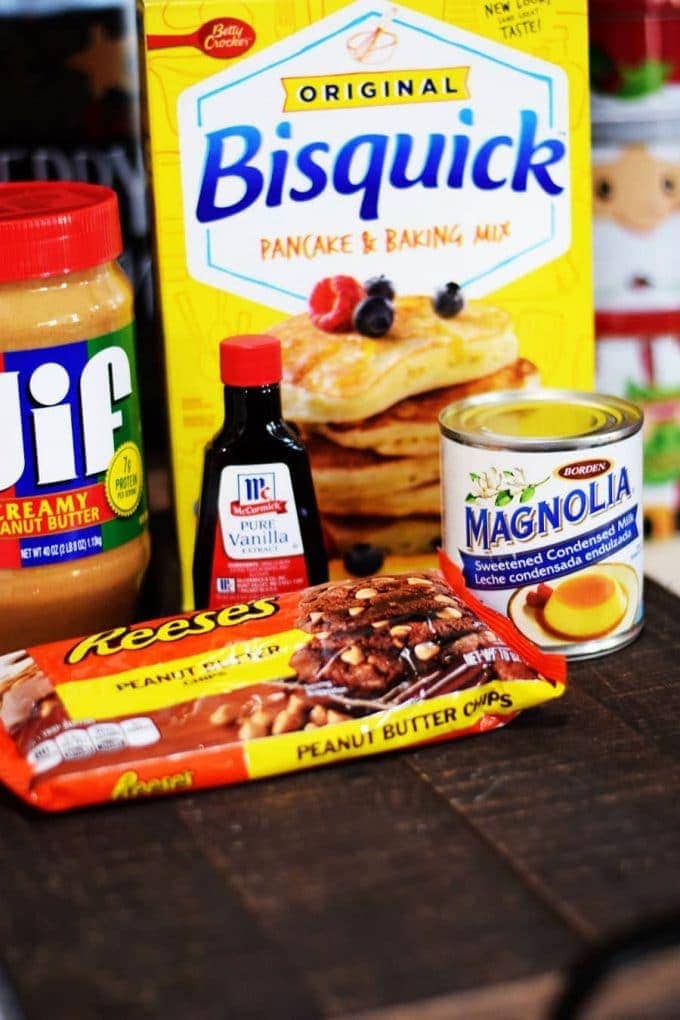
[440,390,644,659]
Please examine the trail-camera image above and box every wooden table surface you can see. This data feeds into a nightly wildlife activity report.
[0,577,679,1020]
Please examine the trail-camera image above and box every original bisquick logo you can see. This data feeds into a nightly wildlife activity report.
[281,67,471,112]
[66,597,279,664]
[195,108,565,225]
[111,769,194,800]
[179,1,571,311]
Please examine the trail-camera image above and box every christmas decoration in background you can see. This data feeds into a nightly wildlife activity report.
[590,0,680,537]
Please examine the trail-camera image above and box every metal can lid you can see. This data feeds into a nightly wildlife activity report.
[439,390,643,451]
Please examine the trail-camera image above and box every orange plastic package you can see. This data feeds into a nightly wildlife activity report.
[0,554,566,812]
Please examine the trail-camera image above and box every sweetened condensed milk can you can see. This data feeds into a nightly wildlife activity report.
[440,391,643,659]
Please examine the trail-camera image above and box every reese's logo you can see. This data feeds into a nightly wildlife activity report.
[66,597,279,664]
[111,769,194,800]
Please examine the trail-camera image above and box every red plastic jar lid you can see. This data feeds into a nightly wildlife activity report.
[220,335,282,387]
[0,181,123,282]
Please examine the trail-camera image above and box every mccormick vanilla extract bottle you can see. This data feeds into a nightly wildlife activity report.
[193,334,327,608]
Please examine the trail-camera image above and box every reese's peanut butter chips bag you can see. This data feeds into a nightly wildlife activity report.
[0,555,565,811]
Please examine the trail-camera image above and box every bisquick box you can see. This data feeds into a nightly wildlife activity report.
[138,0,594,608]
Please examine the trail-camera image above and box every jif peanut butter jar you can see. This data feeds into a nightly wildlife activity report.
[0,181,149,654]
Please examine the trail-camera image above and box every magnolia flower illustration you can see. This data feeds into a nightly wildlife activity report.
[504,467,529,495]
[466,467,549,507]
[468,467,504,500]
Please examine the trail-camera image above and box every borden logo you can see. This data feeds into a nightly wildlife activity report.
[179,1,571,312]
[559,459,612,480]
[111,769,194,800]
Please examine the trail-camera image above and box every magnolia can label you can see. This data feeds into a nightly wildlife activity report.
[440,390,644,659]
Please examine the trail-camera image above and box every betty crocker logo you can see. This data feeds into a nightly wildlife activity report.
[147,17,255,60]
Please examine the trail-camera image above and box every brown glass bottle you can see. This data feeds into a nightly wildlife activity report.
[193,334,328,608]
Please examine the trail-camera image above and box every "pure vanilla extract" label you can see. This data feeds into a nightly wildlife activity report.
[208,462,309,605]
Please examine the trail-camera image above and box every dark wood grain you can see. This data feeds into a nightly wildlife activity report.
[406,579,680,937]
[578,580,680,760]
[175,758,578,1017]
[0,790,319,1020]
[0,579,678,1019]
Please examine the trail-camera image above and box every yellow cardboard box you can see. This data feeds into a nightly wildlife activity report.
[139,0,593,608]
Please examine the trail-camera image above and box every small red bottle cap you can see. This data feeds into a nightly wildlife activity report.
[220,335,283,387]
[0,181,123,282]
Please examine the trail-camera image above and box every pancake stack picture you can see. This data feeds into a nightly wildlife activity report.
[272,279,538,558]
